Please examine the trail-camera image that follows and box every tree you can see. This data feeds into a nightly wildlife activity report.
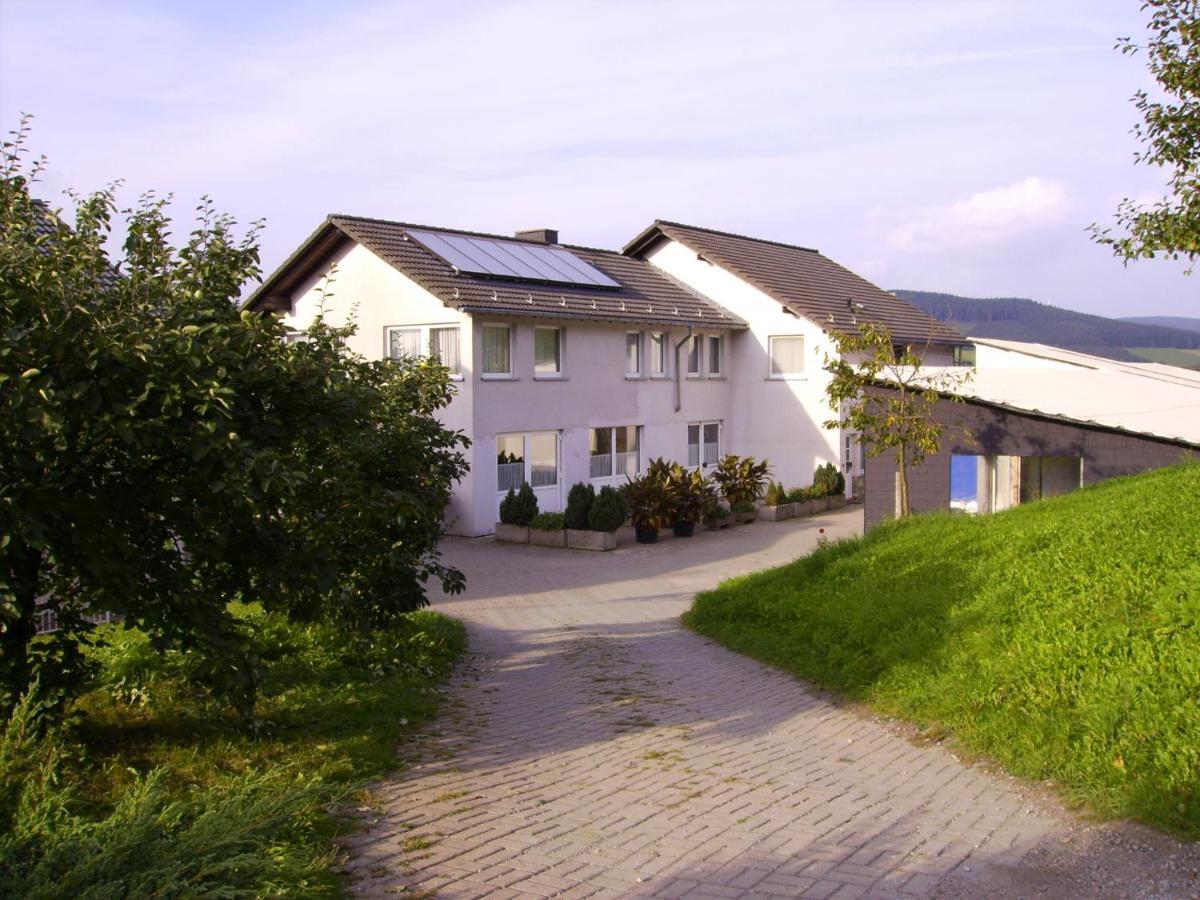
[823,320,970,519]
[0,119,469,720]
[1091,0,1200,269]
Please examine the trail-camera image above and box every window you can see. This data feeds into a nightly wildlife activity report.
[650,332,667,376]
[954,344,977,366]
[497,432,559,492]
[386,324,462,377]
[482,324,511,376]
[769,335,805,377]
[625,332,642,376]
[707,335,723,376]
[687,421,721,467]
[590,426,640,479]
[535,326,562,377]
[687,335,702,375]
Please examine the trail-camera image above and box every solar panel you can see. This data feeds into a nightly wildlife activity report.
[406,228,621,289]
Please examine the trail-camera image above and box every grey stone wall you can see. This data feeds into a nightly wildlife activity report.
[864,396,1195,529]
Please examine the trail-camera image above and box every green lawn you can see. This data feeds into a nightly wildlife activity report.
[2,605,466,897]
[685,464,1200,838]
[1126,346,1200,370]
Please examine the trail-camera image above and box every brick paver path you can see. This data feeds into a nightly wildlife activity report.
[342,511,1158,898]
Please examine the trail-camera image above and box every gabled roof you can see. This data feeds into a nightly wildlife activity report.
[624,220,964,346]
[245,215,745,330]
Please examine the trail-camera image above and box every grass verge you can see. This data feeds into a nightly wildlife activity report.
[684,463,1200,838]
[1,605,466,897]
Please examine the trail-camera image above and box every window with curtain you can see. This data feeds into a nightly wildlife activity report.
[590,426,640,479]
[707,335,722,376]
[650,332,666,376]
[625,332,642,375]
[388,328,421,359]
[687,335,702,375]
[535,327,562,376]
[688,421,721,467]
[429,327,460,375]
[769,335,805,377]
[482,325,511,376]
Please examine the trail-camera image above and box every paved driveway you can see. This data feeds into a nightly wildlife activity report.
[345,510,1198,899]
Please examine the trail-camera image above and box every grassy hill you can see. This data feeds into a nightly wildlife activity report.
[685,464,1200,837]
[893,289,1200,364]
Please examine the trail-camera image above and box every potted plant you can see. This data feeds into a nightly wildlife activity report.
[760,481,795,521]
[623,468,672,543]
[666,463,714,537]
[570,485,626,550]
[702,495,732,530]
[496,482,538,542]
[813,462,846,509]
[529,511,566,547]
[712,455,772,524]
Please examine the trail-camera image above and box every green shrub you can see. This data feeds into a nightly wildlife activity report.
[764,481,787,506]
[563,483,595,530]
[785,486,810,504]
[813,462,845,497]
[712,455,772,505]
[498,482,538,526]
[588,486,628,532]
[530,512,565,531]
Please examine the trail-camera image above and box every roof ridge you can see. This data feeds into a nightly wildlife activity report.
[329,213,618,254]
[655,219,820,254]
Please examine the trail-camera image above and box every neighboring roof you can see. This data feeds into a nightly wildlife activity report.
[897,339,1200,448]
[245,215,745,330]
[624,220,964,346]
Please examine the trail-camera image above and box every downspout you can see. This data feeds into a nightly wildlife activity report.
[673,327,694,413]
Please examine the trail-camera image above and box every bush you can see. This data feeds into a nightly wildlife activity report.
[563,483,595,530]
[813,462,845,497]
[764,481,787,506]
[530,512,565,531]
[499,483,538,526]
[587,486,628,532]
[711,455,772,506]
[786,486,811,504]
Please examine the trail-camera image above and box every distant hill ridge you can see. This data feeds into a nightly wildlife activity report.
[891,289,1200,362]
[1121,315,1200,333]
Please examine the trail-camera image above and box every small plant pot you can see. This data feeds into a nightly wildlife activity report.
[495,523,529,543]
[566,529,617,551]
[634,525,659,544]
[672,521,696,538]
[529,528,567,548]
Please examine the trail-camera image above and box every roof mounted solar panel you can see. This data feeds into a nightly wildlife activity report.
[406,228,621,289]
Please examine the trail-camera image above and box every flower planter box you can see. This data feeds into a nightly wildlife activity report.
[734,510,757,525]
[759,503,794,522]
[829,495,847,509]
[794,500,819,518]
[495,523,530,543]
[566,529,617,551]
[529,528,567,548]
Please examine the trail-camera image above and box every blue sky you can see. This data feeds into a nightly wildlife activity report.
[1,0,1195,317]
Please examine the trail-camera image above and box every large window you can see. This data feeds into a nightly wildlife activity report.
[386,324,461,377]
[482,324,511,377]
[589,426,640,479]
[535,326,562,377]
[625,332,642,376]
[497,432,559,492]
[769,335,805,378]
[650,332,667,377]
[687,421,721,467]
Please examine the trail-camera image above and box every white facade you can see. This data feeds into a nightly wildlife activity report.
[281,238,860,536]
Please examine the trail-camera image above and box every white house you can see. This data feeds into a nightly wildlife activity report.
[247,216,965,536]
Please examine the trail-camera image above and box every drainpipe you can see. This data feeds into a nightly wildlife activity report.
[673,328,694,413]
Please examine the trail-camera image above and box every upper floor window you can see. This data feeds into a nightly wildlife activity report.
[768,334,805,378]
[707,335,723,377]
[535,326,562,377]
[625,331,642,376]
[953,344,976,367]
[386,324,461,377]
[650,332,667,377]
[687,335,702,376]
[482,324,511,377]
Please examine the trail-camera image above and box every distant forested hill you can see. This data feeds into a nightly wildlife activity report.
[1121,315,1200,333]
[892,290,1200,362]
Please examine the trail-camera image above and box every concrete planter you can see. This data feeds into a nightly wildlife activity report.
[706,514,736,530]
[759,503,795,521]
[495,523,529,544]
[529,528,567,548]
[566,529,617,551]
[794,500,820,518]
[829,494,847,509]
[733,510,758,525]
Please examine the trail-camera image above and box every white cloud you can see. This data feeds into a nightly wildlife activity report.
[883,177,1072,251]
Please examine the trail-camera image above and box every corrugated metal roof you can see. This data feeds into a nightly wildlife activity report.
[913,339,1200,448]
[624,220,964,346]
[246,215,745,330]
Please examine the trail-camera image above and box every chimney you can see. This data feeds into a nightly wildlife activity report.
[514,228,558,245]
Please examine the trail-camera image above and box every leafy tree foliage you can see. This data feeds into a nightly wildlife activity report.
[824,322,969,518]
[1092,0,1200,269]
[0,120,468,720]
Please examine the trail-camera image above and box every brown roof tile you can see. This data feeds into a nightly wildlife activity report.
[247,215,745,330]
[624,220,964,346]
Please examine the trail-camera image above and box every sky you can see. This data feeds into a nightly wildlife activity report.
[1,0,1195,318]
